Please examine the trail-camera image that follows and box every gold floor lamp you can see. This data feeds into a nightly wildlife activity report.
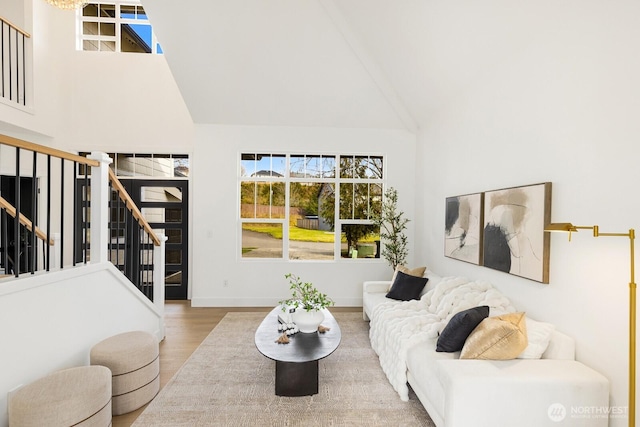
[545,223,635,427]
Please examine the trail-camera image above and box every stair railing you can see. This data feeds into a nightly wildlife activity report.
[0,16,30,107]
[0,134,165,308]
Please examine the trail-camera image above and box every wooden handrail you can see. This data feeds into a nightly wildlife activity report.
[0,16,31,38]
[0,134,99,166]
[0,196,54,245]
[108,169,161,246]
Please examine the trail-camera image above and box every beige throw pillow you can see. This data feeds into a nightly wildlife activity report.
[390,265,427,285]
[460,312,528,360]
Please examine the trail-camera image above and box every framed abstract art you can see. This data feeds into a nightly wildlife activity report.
[482,182,551,283]
[444,193,484,265]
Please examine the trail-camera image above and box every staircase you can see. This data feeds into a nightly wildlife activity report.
[0,134,166,427]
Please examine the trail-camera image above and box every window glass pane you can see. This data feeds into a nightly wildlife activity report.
[100,22,115,36]
[166,249,182,264]
[289,222,334,260]
[370,183,383,218]
[340,156,353,178]
[83,22,98,36]
[290,182,321,218]
[254,154,273,177]
[340,224,380,258]
[141,187,182,203]
[241,153,257,177]
[152,154,173,177]
[100,41,115,51]
[83,3,99,17]
[140,207,164,223]
[353,183,369,219]
[270,182,286,219]
[242,223,283,258]
[120,5,136,18]
[339,183,353,219]
[370,156,383,179]
[354,156,368,178]
[136,6,147,20]
[289,182,334,260]
[318,183,335,231]
[165,229,182,244]
[321,156,336,178]
[240,182,256,218]
[100,4,115,17]
[166,270,182,285]
[83,40,99,51]
[173,155,189,177]
[272,155,286,177]
[290,155,305,177]
[121,24,152,53]
[165,208,182,223]
[132,154,152,176]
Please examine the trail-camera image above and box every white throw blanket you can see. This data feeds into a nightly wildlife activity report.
[369,276,516,401]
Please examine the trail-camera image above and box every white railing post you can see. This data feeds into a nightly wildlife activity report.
[51,233,61,271]
[87,152,112,264]
[153,233,167,339]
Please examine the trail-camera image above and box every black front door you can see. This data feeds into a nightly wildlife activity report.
[122,179,189,300]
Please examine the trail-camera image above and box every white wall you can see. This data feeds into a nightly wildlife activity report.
[0,263,163,427]
[191,124,416,307]
[414,6,640,425]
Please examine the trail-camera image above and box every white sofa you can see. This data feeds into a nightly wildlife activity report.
[363,272,610,427]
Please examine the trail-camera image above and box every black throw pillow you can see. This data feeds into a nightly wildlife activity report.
[385,271,428,301]
[436,305,490,352]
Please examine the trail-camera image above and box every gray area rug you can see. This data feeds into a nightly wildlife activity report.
[133,312,435,426]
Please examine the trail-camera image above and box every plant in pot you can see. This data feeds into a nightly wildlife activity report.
[279,273,334,333]
[371,187,410,271]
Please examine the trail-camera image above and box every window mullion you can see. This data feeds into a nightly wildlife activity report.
[283,157,290,260]
[114,4,122,53]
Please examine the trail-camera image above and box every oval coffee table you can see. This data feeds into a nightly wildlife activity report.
[255,306,341,396]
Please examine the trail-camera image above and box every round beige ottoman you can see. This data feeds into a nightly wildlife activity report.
[8,365,112,427]
[90,331,159,416]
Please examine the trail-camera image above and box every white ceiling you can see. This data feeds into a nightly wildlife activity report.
[143,0,559,131]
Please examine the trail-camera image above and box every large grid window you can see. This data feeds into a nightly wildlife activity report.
[77,1,163,54]
[240,153,383,261]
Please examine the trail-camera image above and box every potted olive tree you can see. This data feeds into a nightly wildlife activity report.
[279,273,334,333]
[371,187,409,271]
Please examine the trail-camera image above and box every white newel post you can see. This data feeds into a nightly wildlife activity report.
[50,233,61,270]
[153,233,167,339]
[87,152,112,264]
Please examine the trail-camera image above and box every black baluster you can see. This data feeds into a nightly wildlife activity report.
[14,147,20,276]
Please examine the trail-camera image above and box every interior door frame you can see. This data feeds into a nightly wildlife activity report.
[123,179,189,300]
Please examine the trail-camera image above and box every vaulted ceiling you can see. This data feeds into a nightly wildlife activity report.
[143,0,555,131]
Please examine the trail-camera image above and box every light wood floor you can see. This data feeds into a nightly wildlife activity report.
[113,302,360,426]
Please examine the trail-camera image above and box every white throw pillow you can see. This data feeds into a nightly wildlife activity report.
[517,317,555,359]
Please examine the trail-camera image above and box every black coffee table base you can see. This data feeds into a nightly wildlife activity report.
[275,360,318,396]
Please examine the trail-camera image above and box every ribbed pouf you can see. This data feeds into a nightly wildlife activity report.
[8,365,112,427]
[90,331,160,415]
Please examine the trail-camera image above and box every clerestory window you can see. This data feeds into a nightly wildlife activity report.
[77,1,162,54]
[240,153,383,261]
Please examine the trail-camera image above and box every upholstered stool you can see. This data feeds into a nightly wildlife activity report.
[90,331,159,415]
[8,365,112,426]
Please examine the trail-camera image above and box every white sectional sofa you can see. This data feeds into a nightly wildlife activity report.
[363,270,610,427]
